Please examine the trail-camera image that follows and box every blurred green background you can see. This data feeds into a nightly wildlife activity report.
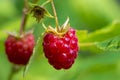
[0,0,120,80]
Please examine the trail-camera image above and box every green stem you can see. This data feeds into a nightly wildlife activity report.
[79,42,97,47]
[51,0,59,31]
[8,65,21,80]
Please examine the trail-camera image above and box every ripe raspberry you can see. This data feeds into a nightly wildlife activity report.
[43,28,78,70]
[5,33,35,65]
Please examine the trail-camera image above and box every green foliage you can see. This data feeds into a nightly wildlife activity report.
[84,21,120,42]
[24,34,44,77]
[76,21,120,52]
[97,36,120,51]
[24,24,44,76]
[0,0,120,80]
[79,21,120,43]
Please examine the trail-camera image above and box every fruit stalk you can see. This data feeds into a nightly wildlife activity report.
[51,0,59,31]
[19,0,29,34]
[8,66,21,80]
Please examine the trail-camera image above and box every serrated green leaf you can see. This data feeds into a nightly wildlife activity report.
[96,36,120,51]
[23,34,43,77]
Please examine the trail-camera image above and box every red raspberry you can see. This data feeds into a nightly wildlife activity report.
[43,28,78,70]
[5,33,35,65]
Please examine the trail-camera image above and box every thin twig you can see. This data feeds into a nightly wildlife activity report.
[51,0,59,31]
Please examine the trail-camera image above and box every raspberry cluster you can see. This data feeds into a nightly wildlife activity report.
[43,28,78,70]
[5,33,35,65]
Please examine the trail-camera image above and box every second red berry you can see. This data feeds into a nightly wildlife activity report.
[5,33,35,65]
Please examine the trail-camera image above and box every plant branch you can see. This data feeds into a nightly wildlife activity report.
[51,0,59,31]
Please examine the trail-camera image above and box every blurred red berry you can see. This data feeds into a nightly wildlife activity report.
[5,33,35,65]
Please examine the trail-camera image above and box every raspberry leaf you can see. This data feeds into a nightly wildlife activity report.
[81,21,120,42]
[76,21,120,50]
[96,36,120,51]
[23,35,43,77]
[23,26,43,76]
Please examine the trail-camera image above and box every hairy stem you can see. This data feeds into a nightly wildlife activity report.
[51,0,59,31]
